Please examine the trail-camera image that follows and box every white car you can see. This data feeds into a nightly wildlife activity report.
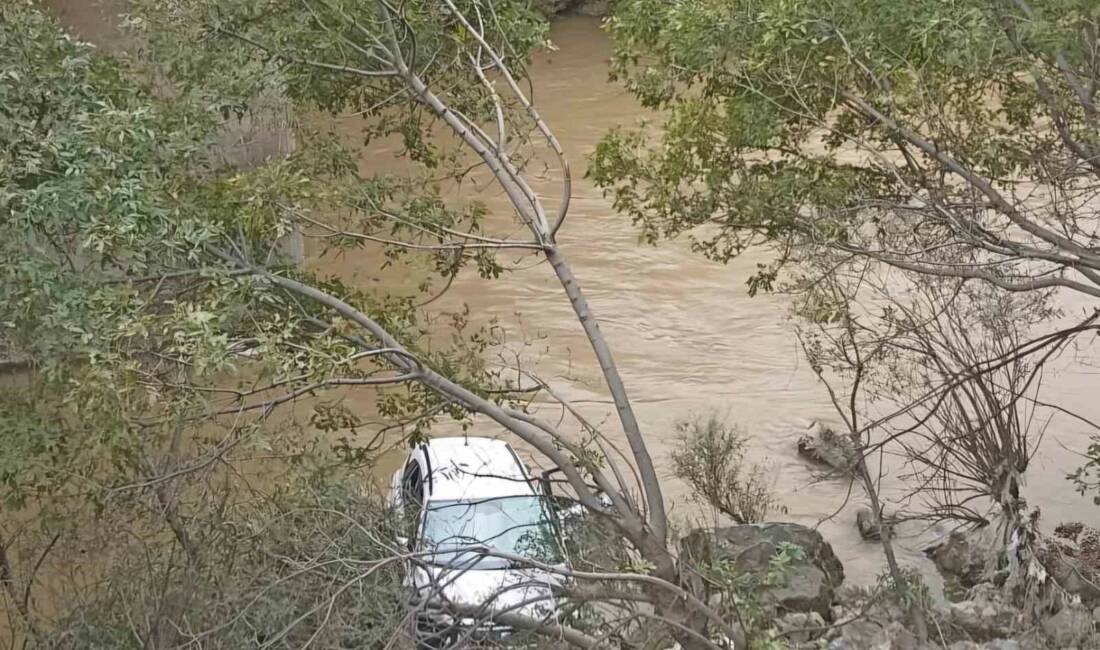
[389,437,569,647]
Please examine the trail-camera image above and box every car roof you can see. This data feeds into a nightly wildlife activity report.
[420,436,536,502]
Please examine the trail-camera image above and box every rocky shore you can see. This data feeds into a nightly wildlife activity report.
[684,519,1100,649]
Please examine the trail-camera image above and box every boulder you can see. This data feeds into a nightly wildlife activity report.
[681,523,844,618]
[771,567,835,617]
[776,611,826,644]
[1040,603,1094,647]
[856,506,895,541]
[796,424,857,474]
[926,527,993,586]
[1035,523,1100,605]
[946,582,1021,640]
[826,621,887,650]
[827,621,920,650]
[1043,553,1100,602]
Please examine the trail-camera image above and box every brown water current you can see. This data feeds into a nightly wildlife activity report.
[37,4,1100,586]
[314,17,1100,585]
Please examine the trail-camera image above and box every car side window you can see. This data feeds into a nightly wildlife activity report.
[400,460,425,549]
[402,460,423,505]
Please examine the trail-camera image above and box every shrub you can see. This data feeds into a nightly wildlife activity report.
[672,415,778,524]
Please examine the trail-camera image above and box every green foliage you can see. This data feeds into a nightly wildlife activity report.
[600,0,1100,515]
[671,414,779,524]
[39,464,408,649]
[0,0,512,509]
[698,541,807,649]
[594,0,1100,291]
[0,0,540,643]
[767,541,808,585]
[876,565,932,612]
[128,0,548,165]
[1070,440,1100,504]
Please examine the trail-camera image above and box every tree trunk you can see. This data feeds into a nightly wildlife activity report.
[855,456,928,641]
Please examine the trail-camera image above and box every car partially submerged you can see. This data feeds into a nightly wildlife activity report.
[389,437,569,647]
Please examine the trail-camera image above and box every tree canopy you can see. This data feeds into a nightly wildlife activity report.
[0,1,530,644]
[9,0,1100,645]
[593,0,1100,298]
[0,2,732,647]
[593,0,1100,630]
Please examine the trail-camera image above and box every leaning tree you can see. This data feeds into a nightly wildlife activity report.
[2,1,740,647]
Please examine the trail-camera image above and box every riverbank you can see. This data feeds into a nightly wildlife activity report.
[690,520,1100,648]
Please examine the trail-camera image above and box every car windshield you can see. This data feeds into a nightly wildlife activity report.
[420,496,563,569]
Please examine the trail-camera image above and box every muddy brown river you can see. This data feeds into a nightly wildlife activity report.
[321,17,1100,584]
[40,6,1100,586]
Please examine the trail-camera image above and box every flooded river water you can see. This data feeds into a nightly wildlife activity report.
[319,17,1100,584]
[41,6,1100,586]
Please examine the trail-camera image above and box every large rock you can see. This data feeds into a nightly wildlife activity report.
[681,523,844,618]
[827,621,921,650]
[776,611,826,644]
[1042,553,1100,602]
[946,583,1021,640]
[1035,522,1100,605]
[1040,603,1094,647]
[856,506,895,541]
[925,527,993,586]
[796,423,857,475]
[946,641,1036,650]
